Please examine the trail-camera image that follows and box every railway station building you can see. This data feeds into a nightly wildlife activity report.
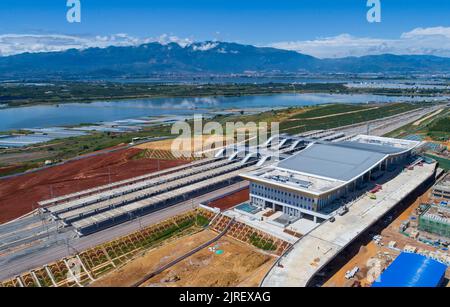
[241,135,420,223]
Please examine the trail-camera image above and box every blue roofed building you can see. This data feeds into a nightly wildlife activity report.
[372,253,447,287]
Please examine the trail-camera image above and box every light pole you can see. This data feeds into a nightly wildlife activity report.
[65,238,70,256]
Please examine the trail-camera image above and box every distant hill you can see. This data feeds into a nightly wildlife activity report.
[1,41,450,79]
[318,54,450,73]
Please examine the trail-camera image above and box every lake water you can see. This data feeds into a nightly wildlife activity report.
[0,93,444,131]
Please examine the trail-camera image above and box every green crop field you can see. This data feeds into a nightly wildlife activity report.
[426,115,450,141]
[288,104,371,119]
[279,103,421,134]
[385,107,449,142]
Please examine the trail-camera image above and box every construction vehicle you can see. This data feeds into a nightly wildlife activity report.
[368,192,377,200]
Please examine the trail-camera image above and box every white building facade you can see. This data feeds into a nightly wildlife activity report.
[241,135,420,222]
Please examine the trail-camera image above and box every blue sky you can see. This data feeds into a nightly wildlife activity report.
[1,0,450,57]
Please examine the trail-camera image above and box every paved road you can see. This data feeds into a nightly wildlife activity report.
[0,214,43,234]
[0,213,61,252]
[0,181,248,281]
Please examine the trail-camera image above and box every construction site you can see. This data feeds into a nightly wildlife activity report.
[1,105,449,287]
[0,147,190,224]
[0,206,292,287]
[317,172,450,287]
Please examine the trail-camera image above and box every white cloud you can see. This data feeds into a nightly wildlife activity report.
[0,33,193,56]
[3,27,450,59]
[401,26,450,39]
[156,34,193,47]
[192,42,219,51]
[269,27,450,58]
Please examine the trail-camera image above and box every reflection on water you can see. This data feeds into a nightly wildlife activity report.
[0,93,444,131]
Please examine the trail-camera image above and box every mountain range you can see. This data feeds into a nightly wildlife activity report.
[1,41,450,79]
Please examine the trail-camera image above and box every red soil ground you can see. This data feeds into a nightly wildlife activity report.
[0,165,21,177]
[206,188,249,211]
[0,148,189,224]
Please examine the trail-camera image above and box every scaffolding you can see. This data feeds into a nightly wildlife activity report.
[418,205,450,238]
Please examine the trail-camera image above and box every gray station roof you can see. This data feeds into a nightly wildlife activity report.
[332,141,406,155]
[277,143,389,182]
